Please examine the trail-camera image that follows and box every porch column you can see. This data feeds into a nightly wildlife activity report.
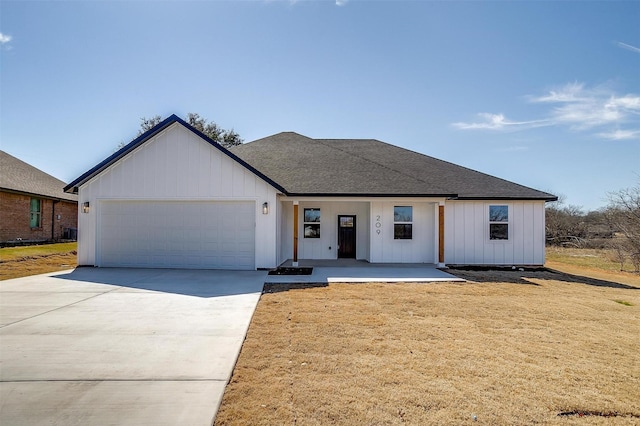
[293,201,299,266]
[438,202,445,267]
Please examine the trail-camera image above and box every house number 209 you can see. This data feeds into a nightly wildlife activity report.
[375,215,381,234]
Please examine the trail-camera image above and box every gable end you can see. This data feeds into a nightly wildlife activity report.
[64,115,286,194]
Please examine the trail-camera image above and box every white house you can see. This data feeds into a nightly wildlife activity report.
[64,115,556,270]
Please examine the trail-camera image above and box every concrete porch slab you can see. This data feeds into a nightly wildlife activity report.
[266,261,464,284]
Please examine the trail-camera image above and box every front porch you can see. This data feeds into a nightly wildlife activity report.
[265,259,463,284]
[277,197,446,267]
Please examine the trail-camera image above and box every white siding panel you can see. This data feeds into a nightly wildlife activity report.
[534,202,545,264]
[284,201,371,261]
[369,201,435,264]
[462,204,473,264]
[244,169,255,197]
[279,200,293,264]
[473,203,484,259]
[298,201,333,260]
[185,137,198,198]
[519,203,532,264]
[370,201,383,262]
[77,123,279,269]
[232,164,244,197]
[210,149,222,197]
[219,158,233,197]
[444,200,547,265]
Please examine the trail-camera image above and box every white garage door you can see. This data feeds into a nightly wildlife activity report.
[99,200,255,269]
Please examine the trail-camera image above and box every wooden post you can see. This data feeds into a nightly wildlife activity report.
[438,205,445,264]
[293,202,299,265]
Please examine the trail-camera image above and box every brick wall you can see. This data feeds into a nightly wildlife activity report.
[0,191,78,243]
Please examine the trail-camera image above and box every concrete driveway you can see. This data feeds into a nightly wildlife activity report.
[0,268,266,426]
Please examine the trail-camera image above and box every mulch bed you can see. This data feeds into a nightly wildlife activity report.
[267,267,313,276]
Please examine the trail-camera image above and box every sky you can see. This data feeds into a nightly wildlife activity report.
[1,0,638,211]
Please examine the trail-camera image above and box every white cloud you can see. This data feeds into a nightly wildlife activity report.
[599,129,640,140]
[551,100,621,130]
[0,33,12,45]
[453,113,549,131]
[541,87,640,130]
[336,0,347,5]
[617,41,640,54]
[454,82,640,141]
[530,82,587,103]
[606,95,640,111]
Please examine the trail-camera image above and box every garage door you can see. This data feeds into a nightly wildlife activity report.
[99,201,255,269]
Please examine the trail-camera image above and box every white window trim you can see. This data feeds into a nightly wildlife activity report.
[393,205,413,240]
[487,204,510,242]
[303,208,321,239]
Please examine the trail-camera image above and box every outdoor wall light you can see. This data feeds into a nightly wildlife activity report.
[262,202,269,215]
[82,202,90,214]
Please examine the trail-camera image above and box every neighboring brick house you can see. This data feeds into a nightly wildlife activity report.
[0,150,77,245]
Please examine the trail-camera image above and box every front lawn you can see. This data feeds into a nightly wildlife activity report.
[546,246,637,274]
[0,242,77,280]
[215,257,640,424]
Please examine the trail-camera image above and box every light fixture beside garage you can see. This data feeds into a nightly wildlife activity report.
[82,202,90,213]
[262,202,269,215]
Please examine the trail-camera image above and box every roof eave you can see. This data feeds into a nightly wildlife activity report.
[452,195,558,202]
[1,187,78,202]
[284,192,458,198]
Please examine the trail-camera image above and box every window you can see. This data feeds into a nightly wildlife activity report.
[339,216,354,228]
[30,198,42,228]
[303,208,320,238]
[489,205,509,240]
[394,206,412,239]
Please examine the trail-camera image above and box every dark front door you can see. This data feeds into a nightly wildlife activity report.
[338,215,356,258]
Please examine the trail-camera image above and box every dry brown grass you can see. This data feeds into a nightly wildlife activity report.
[547,246,638,275]
[216,264,640,425]
[0,243,77,280]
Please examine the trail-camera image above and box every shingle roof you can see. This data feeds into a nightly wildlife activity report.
[230,132,556,200]
[64,115,556,201]
[0,151,77,202]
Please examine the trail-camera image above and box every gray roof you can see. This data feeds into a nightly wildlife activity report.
[231,132,556,200]
[0,151,77,202]
[65,115,556,201]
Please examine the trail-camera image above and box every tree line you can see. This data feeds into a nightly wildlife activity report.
[546,182,640,272]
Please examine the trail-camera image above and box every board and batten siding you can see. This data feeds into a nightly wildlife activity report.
[76,122,278,269]
[369,201,436,263]
[443,200,546,265]
[277,200,370,262]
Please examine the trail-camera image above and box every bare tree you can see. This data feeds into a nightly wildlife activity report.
[545,200,588,247]
[604,181,640,272]
[608,240,627,271]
